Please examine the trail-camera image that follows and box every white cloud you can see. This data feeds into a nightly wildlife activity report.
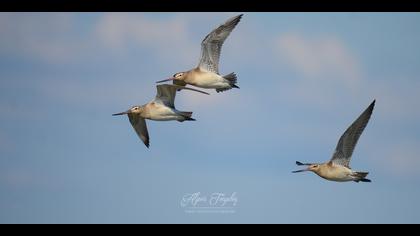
[273,32,420,119]
[94,13,198,68]
[93,13,248,71]
[0,13,84,64]
[0,12,245,71]
[95,13,186,48]
[271,33,370,110]
[276,33,362,85]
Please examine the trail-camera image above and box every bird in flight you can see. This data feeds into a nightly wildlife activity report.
[113,84,209,148]
[293,100,376,183]
[156,14,243,93]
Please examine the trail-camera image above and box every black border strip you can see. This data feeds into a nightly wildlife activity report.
[2,0,420,12]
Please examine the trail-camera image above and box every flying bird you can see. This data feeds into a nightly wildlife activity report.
[113,84,209,148]
[293,100,376,183]
[156,14,243,93]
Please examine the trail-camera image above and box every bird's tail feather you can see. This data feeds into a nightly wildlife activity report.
[353,172,371,183]
[223,72,238,87]
[177,111,195,122]
[217,72,239,93]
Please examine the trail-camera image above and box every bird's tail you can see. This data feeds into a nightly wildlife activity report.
[353,172,371,183]
[217,72,239,93]
[223,72,239,87]
[177,111,196,122]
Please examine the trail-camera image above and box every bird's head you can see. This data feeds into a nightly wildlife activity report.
[307,164,320,172]
[156,72,186,84]
[112,106,143,116]
[292,162,321,173]
[173,72,186,80]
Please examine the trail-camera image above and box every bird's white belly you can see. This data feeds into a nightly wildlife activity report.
[147,104,181,121]
[318,166,354,182]
[322,175,354,182]
[191,73,228,89]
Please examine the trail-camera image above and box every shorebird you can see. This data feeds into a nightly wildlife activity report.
[293,100,376,183]
[156,14,243,93]
[112,84,209,148]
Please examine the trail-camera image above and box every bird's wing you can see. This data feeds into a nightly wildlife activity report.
[128,114,150,148]
[154,84,209,108]
[198,14,243,74]
[330,100,375,167]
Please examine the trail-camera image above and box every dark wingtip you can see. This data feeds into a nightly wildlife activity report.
[368,99,375,110]
[366,100,376,114]
[230,14,243,24]
[296,161,304,166]
[232,14,243,19]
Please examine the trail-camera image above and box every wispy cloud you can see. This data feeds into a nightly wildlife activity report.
[0,12,246,76]
[270,33,365,109]
[276,33,362,83]
[94,13,198,67]
[273,32,420,119]
[0,13,85,64]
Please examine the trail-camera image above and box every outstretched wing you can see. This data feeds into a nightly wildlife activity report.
[128,114,150,148]
[198,14,243,74]
[330,100,375,167]
[154,84,209,108]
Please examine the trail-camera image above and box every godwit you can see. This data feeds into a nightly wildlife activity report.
[113,84,209,148]
[156,14,243,93]
[293,100,376,183]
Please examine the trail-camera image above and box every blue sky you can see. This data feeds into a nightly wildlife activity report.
[1,12,420,223]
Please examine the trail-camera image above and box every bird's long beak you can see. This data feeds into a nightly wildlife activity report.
[112,110,130,116]
[292,168,309,173]
[156,77,175,83]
